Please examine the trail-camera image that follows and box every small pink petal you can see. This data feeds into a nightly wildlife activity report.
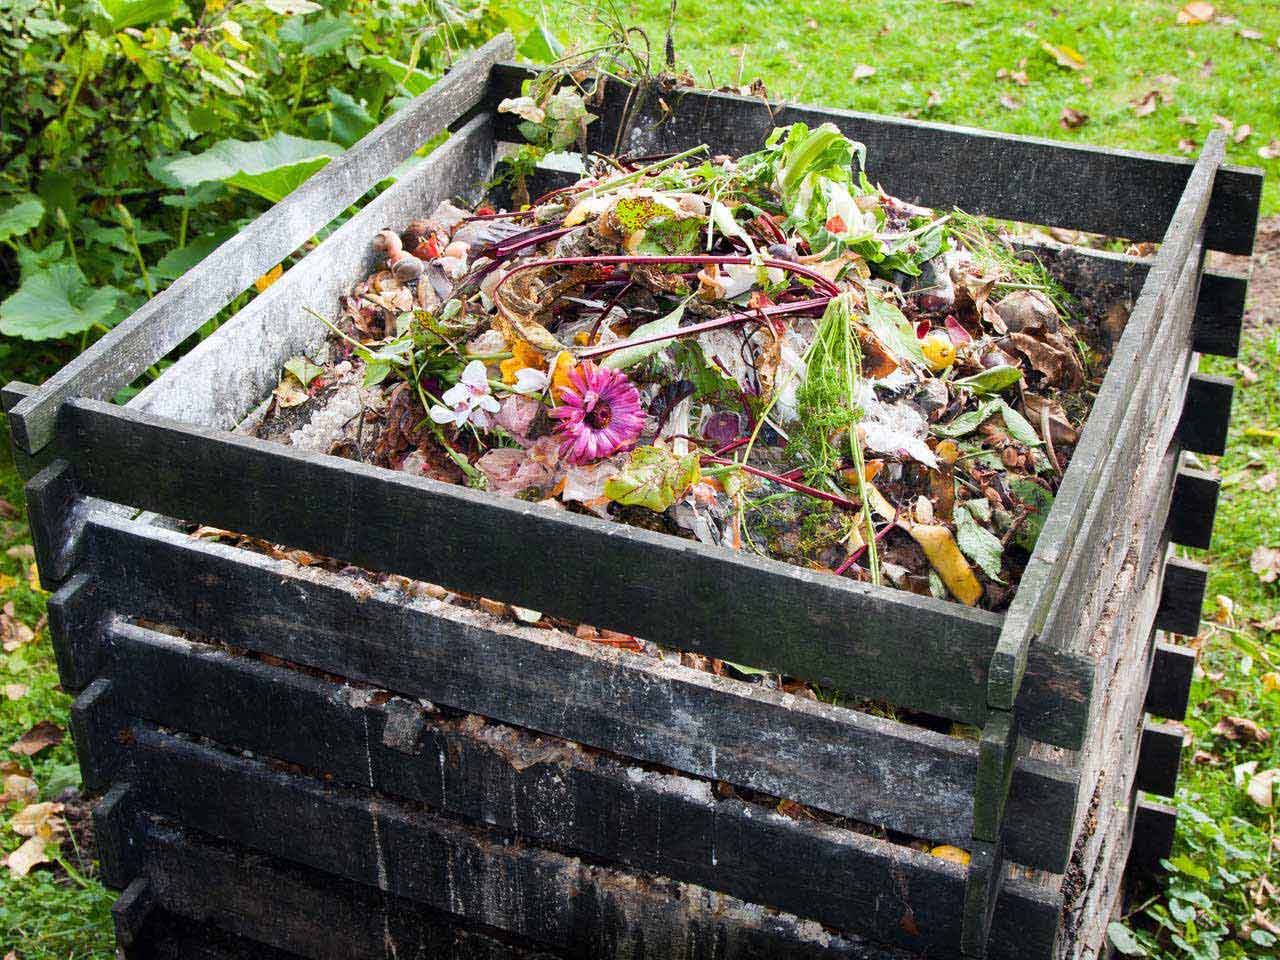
[945,315,973,345]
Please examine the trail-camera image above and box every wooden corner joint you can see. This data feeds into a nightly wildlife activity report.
[25,457,87,591]
[962,708,1019,957]
[47,570,111,695]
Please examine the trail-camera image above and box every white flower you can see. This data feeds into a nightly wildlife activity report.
[512,367,550,396]
[429,360,501,428]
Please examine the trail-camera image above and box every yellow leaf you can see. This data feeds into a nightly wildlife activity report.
[1040,40,1086,70]
[1,774,37,805]
[254,263,283,293]
[549,352,577,401]
[1262,672,1280,695]
[9,801,64,838]
[500,339,548,384]
[930,844,971,865]
[908,524,983,605]
[0,574,17,591]
[6,834,52,878]
[27,563,46,595]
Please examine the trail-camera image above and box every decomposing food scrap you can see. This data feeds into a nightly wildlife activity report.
[258,115,1112,613]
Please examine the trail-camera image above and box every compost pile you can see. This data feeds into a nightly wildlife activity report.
[260,121,1106,613]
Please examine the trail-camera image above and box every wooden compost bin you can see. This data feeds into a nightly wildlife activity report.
[4,33,1263,960]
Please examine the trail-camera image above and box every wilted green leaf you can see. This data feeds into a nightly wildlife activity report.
[865,292,925,366]
[1011,478,1054,553]
[602,302,685,371]
[0,196,45,244]
[953,364,1023,395]
[0,263,125,341]
[154,133,343,203]
[604,445,701,512]
[996,400,1040,446]
[955,504,1004,581]
[283,355,324,388]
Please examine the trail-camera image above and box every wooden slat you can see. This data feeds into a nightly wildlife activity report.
[1194,270,1249,358]
[1168,464,1220,550]
[1127,799,1177,877]
[129,113,496,433]
[49,400,1090,746]
[1177,373,1235,457]
[115,728,1056,960]
[74,517,1077,871]
[112,879,156,952]
[69,678,122,793]
[93,782,141,889]
[488,64,1263,255]
[986,132,1224,721]
[134,827,565,960]
[1145,641,1196,720]
[93,621,1063,953]
[46,572,107,694]
[6,34,515,456]
[1155,557,1208,636]
[1135,720,1183,798]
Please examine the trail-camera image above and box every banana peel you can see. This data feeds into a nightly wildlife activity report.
[865,483,983,606]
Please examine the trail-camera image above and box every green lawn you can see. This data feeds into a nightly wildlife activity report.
[3,1,1280,957]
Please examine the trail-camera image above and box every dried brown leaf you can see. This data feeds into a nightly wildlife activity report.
[1178,137,1199,154]
[1260,140,1280,161]
[852,64,876,81]
[1176,2,1215,26]
[1238,27,1264,40]
[8,721,63,757]
[1234,124,1253,143]
[6,834,52,878]
[1258,471,1278,493]
[1213,715,1271,743]
[1059,106,1089,129]
[1132,90,1160,117]
[999,93,1022,110]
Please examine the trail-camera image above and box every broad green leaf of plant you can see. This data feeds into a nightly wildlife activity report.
[155,133,343,203]
[517,22,565,62]
[953,364,1023,395]
[604,445,701,512]
[864,291,925,366]
[0,263,124,341]
[153,230,235,280]
[307,87,376,147]
[283,356,324,388]
[0,196,45,244]
[98,0,179,30]
[279,15,354,57]
[602,302,686,371]
[259,0,322,14]
[1105,922,1146,957]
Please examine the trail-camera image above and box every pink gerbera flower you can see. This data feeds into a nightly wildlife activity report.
[549,361,645,464]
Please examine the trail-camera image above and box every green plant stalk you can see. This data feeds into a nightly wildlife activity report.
[579,143,711,199]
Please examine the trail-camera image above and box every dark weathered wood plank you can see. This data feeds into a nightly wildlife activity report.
[93,781,141,889]
[988,132,1223,719]
[130,114,496,433]
[46,572,107,694]
[112,878,156,952]
[489,64,1262,255]
[136,827,566,960]
[1177,372,1235,457]
[1168,464,1220,550]
[118,729,1056,960]
[1127,798,1177,877]
[7,35,515,456]
[77,516,1076,869]
[69,678,122,793]
[24,459,83,589]
[1145,640,1196,721]
[1155,557,1208,637]
[52,399,1085,744]
[1193,269,1248,357]
[96,620,1065,942]
[1135,720,1183,798]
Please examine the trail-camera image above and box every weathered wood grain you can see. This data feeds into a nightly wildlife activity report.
[51,400,1090,746]
[69,678,122,793]
[987,132,1223,719]
[1177,372,1235,457]
[93,781,141,889]
[46,572,107,694]
[129,114,496,432]
[94,621,1063,953]
[24,458,84,589]
[1127,799,1177,877]
[74,515,1076,869]
[1135,720,1183,798]
[6,34,515,456]
[132,830,566,960]
[1144,641,1196,721]
[114,728,1058,960]
[1167,463,1220,550]
[489,65,1262,255]
[1193,269,1249,357]
[112,879,156,952]
[1155,557,1208,637]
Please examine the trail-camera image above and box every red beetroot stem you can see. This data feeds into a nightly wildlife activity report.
[833,503,901,576]
[701,454,859,510]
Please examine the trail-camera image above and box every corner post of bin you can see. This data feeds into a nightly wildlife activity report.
[3,31,516,460]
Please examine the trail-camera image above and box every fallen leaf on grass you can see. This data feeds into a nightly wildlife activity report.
[1251,545,1280,583]
[9,801,65,837]
[999,93,1022,110]
[1246,768,1279,808]
[1132,91,1161,117]
[1,602,35,652]
[1212,114,1235,132]
[1234,124,1253,144]
[1059,107,1089,129]
[1213,594,1234,624]
[926,90,943,108]
[996,67,1029,86]
[6,834,52,878]
[1178,114,1198,126]
[852,64,876,81]
[1,774,37,804]
[5,545,34,562]
[1263,672,1280,694]
[3,683,28,700]
[1239,362,1259,383]
[0,499,18,519]
[1259,140,1280,161]
[1177,2,1215,26]
[8,721,63,757]
[1238,28,1263,40]
[254,263,283,293]
[1193,749,1221,765]
[1214,716,1271,743]
[1041,40,1086,70]
[1178,138,1199,154]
